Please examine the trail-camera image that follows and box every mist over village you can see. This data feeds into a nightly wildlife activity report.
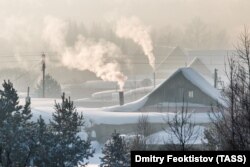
[0,0,250,166]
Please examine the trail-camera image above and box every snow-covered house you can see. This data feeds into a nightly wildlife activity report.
[144,67,220,106]
[106,67,222,112]
[87,67,221,142]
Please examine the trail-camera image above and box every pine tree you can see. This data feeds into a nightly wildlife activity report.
[100,130,130,167]
[0,80,22,126]
[0,80,34,166]
[32,116,55,167]
[49,93,94,167]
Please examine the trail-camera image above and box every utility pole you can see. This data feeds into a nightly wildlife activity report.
[42,53,46,98]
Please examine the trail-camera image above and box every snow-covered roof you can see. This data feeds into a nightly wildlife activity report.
[22,98,215,125]
[188,57,212,77]
[156,46,187,70]
[187,49,233,72]
[91,86,153,99]
[180,67,221,101]
[103,95,149,112]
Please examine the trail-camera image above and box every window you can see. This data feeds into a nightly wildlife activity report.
[188,91,194,98]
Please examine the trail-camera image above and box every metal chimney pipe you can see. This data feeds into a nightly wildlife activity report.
[119,91,124,106]
[214,68,218,88]
[26,87,31,104]
[153,72,156,88]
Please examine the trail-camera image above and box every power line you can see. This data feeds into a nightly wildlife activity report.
[0,61,226,66]
[0,60,40,63]
[0,55,40,58]
[13,62,41,82]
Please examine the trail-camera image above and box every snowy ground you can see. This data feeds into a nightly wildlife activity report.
[147,126,206,145]
[20,98,215,125]
[86,141,103,167]
[19,98,103,166]
[18,97,215,166]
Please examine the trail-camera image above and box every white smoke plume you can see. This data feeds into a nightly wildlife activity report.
[43,16,127,90]
[42,16,68,53]
[115,16,155,70]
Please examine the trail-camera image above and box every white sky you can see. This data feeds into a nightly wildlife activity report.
[0,0,249,62]
[0,0,249,29]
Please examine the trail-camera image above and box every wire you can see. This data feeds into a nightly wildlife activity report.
[0,60,40,63]
[0,55,40,58]
[13,62,41,82]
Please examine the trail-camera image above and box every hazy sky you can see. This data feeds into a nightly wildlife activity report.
[0,0,249,85]
[0,0,249,30]
[0,0,249,60]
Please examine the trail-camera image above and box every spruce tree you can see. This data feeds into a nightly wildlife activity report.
[49,93,94,167]
[35,74,61,98]
[100,130,130,167]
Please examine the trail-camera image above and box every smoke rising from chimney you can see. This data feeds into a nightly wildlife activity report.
[42,16,67,53]
[43,16,127,90]
[115,17,155,70]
